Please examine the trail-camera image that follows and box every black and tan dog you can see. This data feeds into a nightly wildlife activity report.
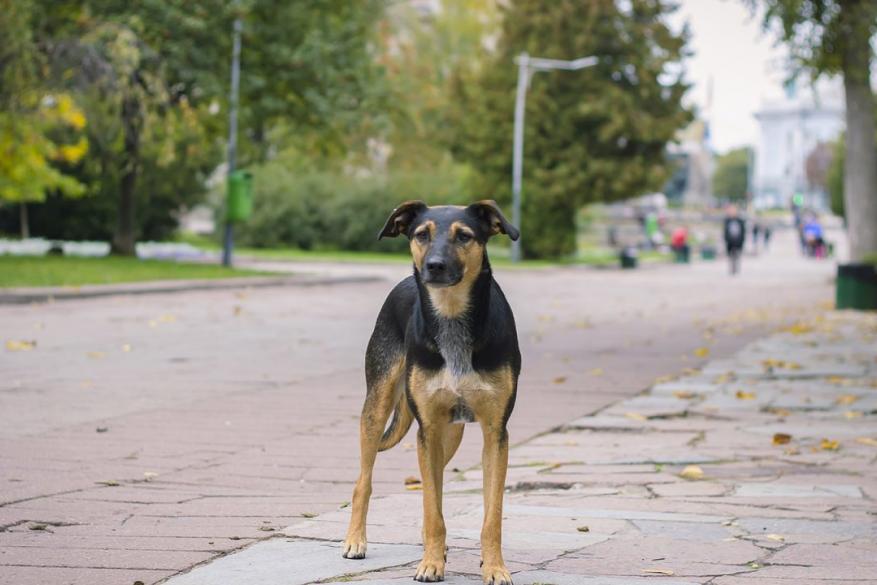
[342,201,521,584]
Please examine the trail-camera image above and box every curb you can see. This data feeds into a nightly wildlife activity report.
[0,274,383,305]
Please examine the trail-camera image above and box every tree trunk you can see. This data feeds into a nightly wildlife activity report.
[19,203,29,239]
[840,1,877,262]
[112,94,141,256]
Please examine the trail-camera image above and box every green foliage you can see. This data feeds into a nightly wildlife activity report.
[0,1,88,218]
[451,0,692,258]
[712,148,750,202]
[235,154,473,252]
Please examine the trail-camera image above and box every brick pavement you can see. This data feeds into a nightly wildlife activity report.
[0,232,839,584]
[172,311,877,585]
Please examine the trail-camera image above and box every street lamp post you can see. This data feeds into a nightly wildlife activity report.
[222,17,242,267]
[510,52,599,262]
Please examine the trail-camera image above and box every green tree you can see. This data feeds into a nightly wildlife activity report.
[451,0,691,258]
[712,147,751,202]
[750,0,877,262]
[0,0,88,237]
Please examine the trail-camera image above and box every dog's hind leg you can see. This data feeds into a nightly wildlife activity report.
[342,358,404,560]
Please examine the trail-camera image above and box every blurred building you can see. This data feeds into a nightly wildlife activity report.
[752,78,844,210]
[664,118,714,207]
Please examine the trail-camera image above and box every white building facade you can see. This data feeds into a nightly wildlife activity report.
[753,79,844,210]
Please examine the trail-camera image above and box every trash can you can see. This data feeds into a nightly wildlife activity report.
[226,170,253,222]
[673,247,690,264]
[620,247,638,269]
[836,263,877,310]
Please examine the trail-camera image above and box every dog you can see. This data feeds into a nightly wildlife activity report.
[342,201,521,585]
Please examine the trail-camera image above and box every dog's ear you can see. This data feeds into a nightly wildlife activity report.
[378,200,428,239]
[467,200,519,241]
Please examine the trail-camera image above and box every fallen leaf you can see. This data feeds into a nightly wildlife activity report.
[87,351,105,360]
[576,525,590,532]
[843,410,863,419]
[642,568,675,576]
[233,305,243,316]
[553,376,567,384]
[95,427,109,433]
[855,437,877,447]
[339,501,350,509]
[820,438,840,451]
[6,340,36,352]
[783,447,800,455]
[772,433,792,445]
[827,376,850,385]
[121,344,132,352]
[563,440,578,446]
[404,476,421,486]
[735,390,757,400]
[143,471,158,481]
[29,523,48,531]
[679,465,704,480]
[301,512,318,518]
[625,412,647,421]
[693,347,710,358]
[672,391,696,399]
[405,484,423,491]
[765,533,785,542]
[766,407,791,417]
[589,368,604,376]
[836,394,859,405]
[784,322,814,335]
[158,314,177,323]
[96,480,119,487]
[258,525,275,532]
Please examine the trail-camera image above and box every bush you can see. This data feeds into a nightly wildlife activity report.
[234,157,474,252]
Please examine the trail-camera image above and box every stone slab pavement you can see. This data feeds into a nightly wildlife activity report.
[168,310,877,585]
[0,230,845,584]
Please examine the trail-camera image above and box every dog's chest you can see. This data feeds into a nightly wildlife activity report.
[427,320,488,423]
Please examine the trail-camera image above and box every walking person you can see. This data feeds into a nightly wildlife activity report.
[723,204,746,275]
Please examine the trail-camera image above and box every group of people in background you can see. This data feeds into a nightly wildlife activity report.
[793,203,828,258]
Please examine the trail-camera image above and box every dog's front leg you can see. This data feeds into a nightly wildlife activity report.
[479,422,512,585]
[415,422,447,582]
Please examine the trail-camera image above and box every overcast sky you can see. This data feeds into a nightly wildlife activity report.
[671,0,789,154]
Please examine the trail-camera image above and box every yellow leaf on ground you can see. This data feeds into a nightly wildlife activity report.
[784,322,814,335]
[843,410,863,419]
[87,351,105,359]
[765,534,785,542]
[772,433,792,445]
[158,314,177,323]
[820,438,840,451]
[625,412,647,421]
[836,394,859,405]
[5,340,36,352]
[767,407,791,417]
[576,525,590,532]
[735,390,757,400]
[642,568,675,576]
[590,368,604,376]
[855,437,877,447]
[121,344,132,352]
[405,484,423,491]
[679,465,704,480]
[694,347,710,358]
[553,376,567,384]
[673,391,696,399]
[404,476,421,486]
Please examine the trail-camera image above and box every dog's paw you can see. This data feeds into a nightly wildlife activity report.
[414,557,445,582]
[482,564,513,585]
[341,537,367,559]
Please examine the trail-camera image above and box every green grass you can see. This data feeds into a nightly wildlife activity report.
[0,256,270,288]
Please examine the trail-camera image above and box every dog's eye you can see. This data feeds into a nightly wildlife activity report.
[456,231,473,244]
[415,230,430,243]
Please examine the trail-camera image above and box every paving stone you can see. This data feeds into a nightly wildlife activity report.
[733,483,863,498]
[164,539,423,585]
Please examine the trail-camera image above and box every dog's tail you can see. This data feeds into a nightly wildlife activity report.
[378,395,413,451]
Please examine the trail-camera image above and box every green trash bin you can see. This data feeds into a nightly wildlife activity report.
[226,170,253,222]
[836,264,877,310]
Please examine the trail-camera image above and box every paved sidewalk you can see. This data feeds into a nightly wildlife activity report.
[165,311,877,585]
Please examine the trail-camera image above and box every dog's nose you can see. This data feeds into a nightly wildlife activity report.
[425,259,446,273]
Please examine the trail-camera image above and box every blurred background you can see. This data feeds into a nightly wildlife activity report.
[1,0,872,283]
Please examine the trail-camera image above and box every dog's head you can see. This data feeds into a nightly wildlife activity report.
[378,201,519,287]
